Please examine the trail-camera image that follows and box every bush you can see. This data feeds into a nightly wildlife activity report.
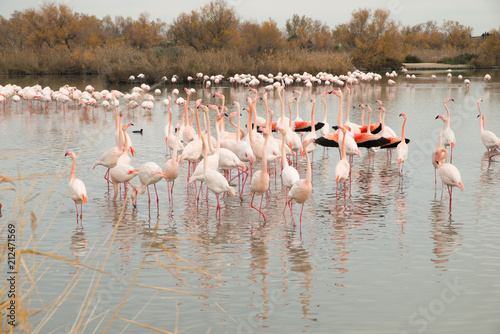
[404,55,422,63]
[437,53,478,65]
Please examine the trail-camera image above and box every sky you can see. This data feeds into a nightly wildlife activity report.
[2,0,499,36]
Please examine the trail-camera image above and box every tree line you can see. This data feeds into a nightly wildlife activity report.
[0,1,498,81]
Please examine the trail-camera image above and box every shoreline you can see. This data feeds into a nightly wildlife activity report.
[402,62,471,70]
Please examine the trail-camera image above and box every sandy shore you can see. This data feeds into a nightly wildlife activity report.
[402,62,471,70]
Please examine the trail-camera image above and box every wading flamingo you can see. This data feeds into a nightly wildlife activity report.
[432,115,447,186]
[435,148,464,211]
[288,138,314,225]
[66,152,88,219]
[442,98,456,163]
[396,113,409,175]
[476,99,500,160]
[335,126,350,201]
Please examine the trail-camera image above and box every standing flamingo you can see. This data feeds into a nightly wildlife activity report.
[335,126,350,201]
[132,162,167,211]
[476,99,500,160]
[435,148,464,211]
[65,152,88,219]
[164,126,181,206]
[442,98,456,163]
[276,127,299,213]
[432,115,447,186]
[396,113,409,175]
[250,126,271,221]
[200,132,235,218]
[110,124,139,201]
[288,138,314,225]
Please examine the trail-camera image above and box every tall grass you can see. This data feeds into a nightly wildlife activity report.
[0,46,353,83]
[0,149,212,333]
[404,47,481,63]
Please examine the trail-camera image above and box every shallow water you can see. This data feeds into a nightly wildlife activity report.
[1,70,499,333]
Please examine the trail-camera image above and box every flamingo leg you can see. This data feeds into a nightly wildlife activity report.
[154,184,159,211]
[299,203,305,227]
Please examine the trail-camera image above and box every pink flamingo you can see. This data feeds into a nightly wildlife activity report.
[288,138,314,225]
[476,99,500,160]
[435,148,464,211]
[396,113,409,175]
[65,151,88,219]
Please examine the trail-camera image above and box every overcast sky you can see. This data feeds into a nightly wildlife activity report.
[2,0,499,36]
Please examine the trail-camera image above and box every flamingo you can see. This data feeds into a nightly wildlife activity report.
[164,125,181,206]
[65,152,88,219]
[432,114,448,186]
[435,148,464,211]
[319,91,332,137]
[200,132,235,218]
[335,126,350,201]
[287,138,314,225]
[131,162,167,210]
[344,87,361,134]
[477,99,500,160]
[116,123,134,166]
[93,112,125,186]
[250,125,271,221]
[442,98,456,163]
[178,98,204,181]
[293,90,303,122]
[276,127,300,213]
[303,98,318,156]
[376,100,397,137]
[110,124,139,201]
[396,113,409,175]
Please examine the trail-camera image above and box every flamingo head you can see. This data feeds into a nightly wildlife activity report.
[444,97,454,104]
[399,113,407,118]
[309,98,315,103]
[65,151,75,158]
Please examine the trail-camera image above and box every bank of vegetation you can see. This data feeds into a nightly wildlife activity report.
[0,1,498,83]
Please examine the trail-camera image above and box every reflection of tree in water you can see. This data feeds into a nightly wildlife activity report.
[429,198,463,270]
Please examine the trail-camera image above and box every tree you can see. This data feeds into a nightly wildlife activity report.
[285,14,333,50]
[11,2,81,50]
[442,20,473,49]
[122,13,166,49]
[334,8,403,68]
[167,0,239,51]
[238,18,283,55]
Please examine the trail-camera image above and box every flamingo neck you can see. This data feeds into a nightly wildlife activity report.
[321,95,327,123]
[401,117,406,139]
[296,95,300,119]
[437,121,445,148]
[281,132,289,168]
[341,131,347,161]
[262,133,269,173]
[444,103,451,129]
[381,111,386,133]
[305,150,311,182]
[310,101,316,132]
[195,105,202,136]
[288,101,293,127]
[367,108,372,134]
[361,106,365,126]
[70,156,76,180]
[247,106,254,143]
[278,89,285,124]
[337,94,343,126]
[118,116,124,151]
[122,127,129,155]
[345,91,351,122]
